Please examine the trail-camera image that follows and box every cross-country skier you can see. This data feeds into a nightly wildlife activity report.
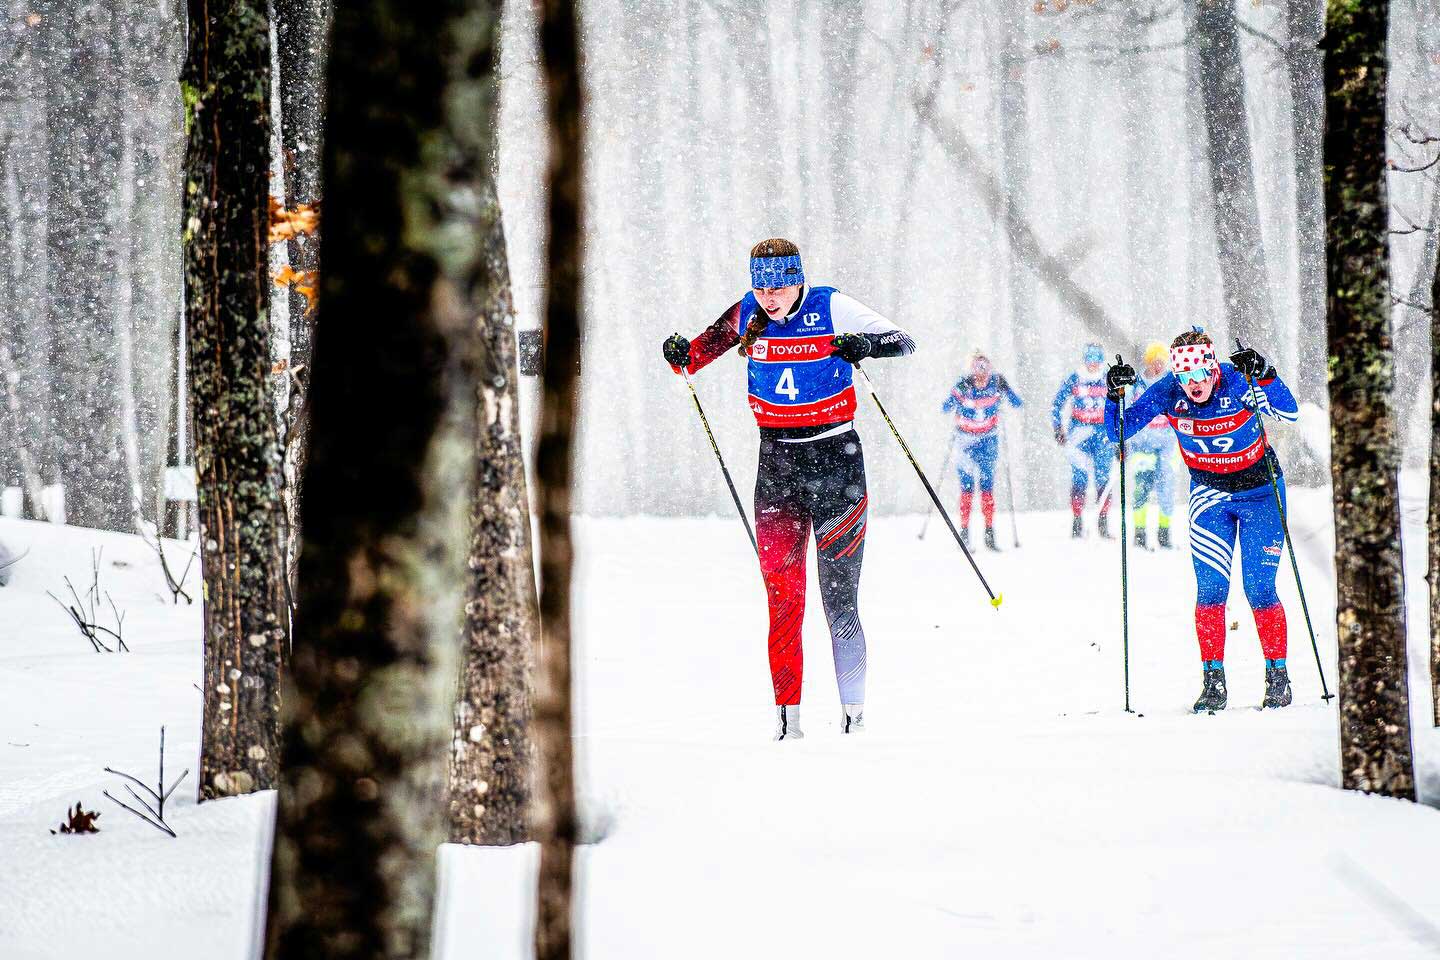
[1052,344,1115,539]
[661,238,916,740]
[941,350,1022,551]
[1125,343,1179,550]
[1105,330,1299,712]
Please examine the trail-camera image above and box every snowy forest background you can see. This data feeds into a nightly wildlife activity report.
[4,0,1438,527]
[1,2,1437,958]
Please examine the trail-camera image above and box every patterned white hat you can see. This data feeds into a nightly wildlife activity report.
[1169,341,1219,377]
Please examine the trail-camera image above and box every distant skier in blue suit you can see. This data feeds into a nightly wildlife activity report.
[941,350,1022,551]
[1052,344,1115,539]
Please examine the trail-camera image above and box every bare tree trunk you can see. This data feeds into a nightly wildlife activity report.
[264,0,492,955]
[112,105,146,532]
[43,0,128,530]
[1182,19,1221,336]
[1188,0,1276,345]
[0,62,46,513]
[0,342,44,513]
[1431,211,1440,728]
[1287,0,1327,405]
[182,0,288,799]
[994,1,1041,508]
[449,14,539,848]
[6,15,54,515]
[535,0,584,955]
[821,0,863,279]
[1324,0,1415,800]
[274,0,331,594]
[128,0,186,530]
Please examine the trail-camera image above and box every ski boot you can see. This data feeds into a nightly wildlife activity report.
[774,704,804,741]
[1071,516,1084,539]
[841,703,865,734]
[1134,527,1148,549]
[984,527,1000,552]
[1098,514,1113,540]
[1192,662,1227,713]
[960,527,970,549]
[1157,526,1173,549]
[1262,663,1293,708]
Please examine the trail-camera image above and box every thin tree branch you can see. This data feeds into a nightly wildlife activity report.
[102,789,176,837]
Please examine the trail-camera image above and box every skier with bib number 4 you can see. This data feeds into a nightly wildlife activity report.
[661,239,916,740]
[1104,329,1299,712]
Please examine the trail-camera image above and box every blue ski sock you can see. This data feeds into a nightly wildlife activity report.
[1266,658,1287,670]
[1204,659,1224,672]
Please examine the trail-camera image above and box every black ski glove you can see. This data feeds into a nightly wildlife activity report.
[831,333,873,364]
[1106,361,1136,402]
[663,333,691,369]
[1053,424,1067,446]
[1229,346,1267,379]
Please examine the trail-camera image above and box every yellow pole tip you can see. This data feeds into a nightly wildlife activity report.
[991,594,1003,609]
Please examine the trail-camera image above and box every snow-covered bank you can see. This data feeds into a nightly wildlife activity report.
[4,484,1440,958]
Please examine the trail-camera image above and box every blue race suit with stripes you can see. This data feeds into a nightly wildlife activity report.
[1105,361,1299,665]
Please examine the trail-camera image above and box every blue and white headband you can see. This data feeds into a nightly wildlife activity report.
[750,254,805,290]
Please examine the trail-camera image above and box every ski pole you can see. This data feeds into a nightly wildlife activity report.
[1233,339,1333,702]
[680,369,758,557]
[855,363,1002,610]
[1116,356,1132,713]
[918,434,955,540]
[999,416,1021,548]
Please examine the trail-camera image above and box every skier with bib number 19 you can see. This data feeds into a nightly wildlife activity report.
[1104,329,1299,712]
[662,238,915,740]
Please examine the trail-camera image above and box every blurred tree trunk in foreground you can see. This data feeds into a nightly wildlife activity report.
[264,0,485,956]
[182,0,288,799]
[1324,0,1415,800]
[449,7,540,848]
[274,0,331,594]
[534,0,584,955]
[1188,0,1275,347]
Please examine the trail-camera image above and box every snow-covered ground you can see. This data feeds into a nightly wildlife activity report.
[4,479,1440,959]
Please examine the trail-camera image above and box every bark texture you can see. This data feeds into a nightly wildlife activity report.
[182,0,288,800]
[448,10,540,848]
[449,202,538,844]
[1324,0,1415,800]
[535,0,584,955]
[1189,0,1276,345]
[1431,216,1440,728]
[274,0,332,590]
[263,2,486,957]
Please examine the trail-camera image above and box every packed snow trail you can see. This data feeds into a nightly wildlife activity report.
[4,484,1440,959]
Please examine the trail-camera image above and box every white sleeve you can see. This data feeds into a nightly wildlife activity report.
[830,292,916,355]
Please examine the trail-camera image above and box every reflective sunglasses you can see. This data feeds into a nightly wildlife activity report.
[1174,366,1212,386]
